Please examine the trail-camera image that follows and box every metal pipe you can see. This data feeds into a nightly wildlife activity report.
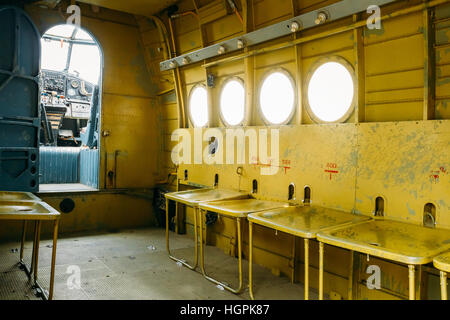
[319,242,324,300]
[440,271,447,300]
[42,34,96,45]
[170,11,199,20]
[226,0,243,25]
[149,15,186,128]
[168,17,186,128]
[408,265,415,300]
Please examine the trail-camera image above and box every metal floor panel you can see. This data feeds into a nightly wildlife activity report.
[0,269,39,300]
[0,228,316,300]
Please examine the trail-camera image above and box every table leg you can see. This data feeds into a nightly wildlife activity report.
[175,201,178,234]
[415,265,422,300]
[200,212,243,294]
[348,250,354,300]
[237,217,243,291]
[319,242,324,300]
[408,265,415,300]
[193,207,198,267]
[20,221,27,263]
[165,198,198,270]
[304,238,309,300]
[48,219,59,300]
[166,198,170,252]
[30,221,38,276]
[249,221,255,300]
[33,221,42,284]
[291,236,296,284]
[199,209,205,271]
[440,271,447,300]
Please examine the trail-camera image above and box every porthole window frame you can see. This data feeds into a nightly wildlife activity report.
[188,83,209,128]
[219,76,247,127]
[304,56,357,124]
[258,67,297,126]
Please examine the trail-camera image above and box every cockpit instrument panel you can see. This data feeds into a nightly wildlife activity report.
[42,71,65,92]
[40,69,95,120]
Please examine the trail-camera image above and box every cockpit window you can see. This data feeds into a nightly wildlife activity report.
[41,25,101,84]
[68,44,101,84]
[41,38,69,71]
[38,24,102,191]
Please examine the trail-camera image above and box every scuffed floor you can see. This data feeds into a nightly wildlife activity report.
[0,228,318,300]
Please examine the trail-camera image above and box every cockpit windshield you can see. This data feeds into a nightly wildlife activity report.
[41,24,101,84]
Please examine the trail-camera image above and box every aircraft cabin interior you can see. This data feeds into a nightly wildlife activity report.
[0,0,449,305]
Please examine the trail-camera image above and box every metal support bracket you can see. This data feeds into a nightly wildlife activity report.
[159,0,396,71]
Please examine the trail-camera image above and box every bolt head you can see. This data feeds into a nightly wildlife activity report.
[217,46,226,54]
[290,22,300,33]
[315,12,328,25]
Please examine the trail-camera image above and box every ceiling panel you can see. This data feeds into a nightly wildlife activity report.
[77,0,179,16]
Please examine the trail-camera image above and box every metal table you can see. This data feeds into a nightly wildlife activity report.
[198,199,291,294]
[317,219,450,300]
[0,191,41,202]
[0,193,60,300]
[164,188,248,270]
[247,206,370,300]
[433,252,450,300]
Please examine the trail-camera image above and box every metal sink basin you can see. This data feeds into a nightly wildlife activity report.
[248,205,370,238]
[0,191,40,202]
[317,219,450,265]
[165,188,249,206]
[199,199,292,218]
[0,201,60,220]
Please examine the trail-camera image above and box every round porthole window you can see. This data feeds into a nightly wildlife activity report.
[220,77,245,126]
[188,84,209,127]
[306,58,356,123]
[259,69,296,125]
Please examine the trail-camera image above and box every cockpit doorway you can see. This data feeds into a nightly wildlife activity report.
[39,24,102,192]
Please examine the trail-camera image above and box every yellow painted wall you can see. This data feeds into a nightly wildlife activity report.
[142,0,450,300]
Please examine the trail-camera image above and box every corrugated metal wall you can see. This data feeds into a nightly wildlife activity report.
[80,148,99,188]
[39,147,80,184]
